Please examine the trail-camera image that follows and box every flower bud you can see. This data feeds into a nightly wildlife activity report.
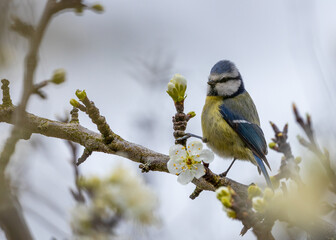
[172,74,187,88]
[252,197,266,213]
[294,156,302,164]
[270,176,280,189]
[187,111,196,118]
[248,185,262,199]
[226,209,236,219]
[216,186,232,198]
[263,188,274,202]
[79,176,101,190]
[76,89,87,101]
[268,142,276,149]
[167,82,175,92]
[51,69,66,84]
[91,3,104,12]
[70,98,80,108]
[216,186,235,209]
[220,196,232,208]
[167,74,187,102]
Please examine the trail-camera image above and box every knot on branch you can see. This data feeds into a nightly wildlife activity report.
[1,79,13,107]
[139,163,151,173]
[172,112,187,146]
[70,107,79,124]
[203,167,222,188]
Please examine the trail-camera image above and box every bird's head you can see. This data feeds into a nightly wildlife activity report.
[207,60,245,97]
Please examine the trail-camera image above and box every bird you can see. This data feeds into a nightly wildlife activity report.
[201,60,272,188]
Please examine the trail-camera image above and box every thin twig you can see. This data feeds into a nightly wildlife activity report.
[293,104,336,192]
[269,121,302,184]
[0,1,88,239]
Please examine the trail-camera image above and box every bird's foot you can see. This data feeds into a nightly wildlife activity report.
[219,170,228,178]
[219,158,237,178]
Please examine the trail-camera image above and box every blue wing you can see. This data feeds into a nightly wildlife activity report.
[219,104,272,188]
[219,105,268,159]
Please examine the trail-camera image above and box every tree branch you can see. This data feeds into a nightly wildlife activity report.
[0,1,88,239]
[0,103,248,198]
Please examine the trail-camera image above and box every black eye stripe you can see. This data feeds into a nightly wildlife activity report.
[216,77,241,83]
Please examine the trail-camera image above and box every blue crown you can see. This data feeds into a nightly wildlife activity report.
[210,60,236,75]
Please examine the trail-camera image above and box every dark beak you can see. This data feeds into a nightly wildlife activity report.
[207,80,216,87]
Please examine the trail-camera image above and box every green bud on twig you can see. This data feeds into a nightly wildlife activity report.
[51,69,66,84]
[70,99,80,108]
[166,74,187,102]
[294,156,302,164]
[248,185,262,199]
[76,89,87,101]
[252,197,266,213]
[187,111,196,118]
[78,176,101,190]
[268,142,276,149]
[91,3,104,12]
[226,209,236,219]
[216,186,234,209]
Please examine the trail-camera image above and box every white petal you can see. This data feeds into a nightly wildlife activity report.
[174,74,187,87]
[169,144,187,159]
[167,82,175,92]
[171,74,187,87]
[193,163,206,179]
[198,149,215,163]
[177,170,194,185]
[187,141,203,156]
[167,159,184,175]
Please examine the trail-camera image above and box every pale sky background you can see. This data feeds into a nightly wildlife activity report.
[1,0,336,239]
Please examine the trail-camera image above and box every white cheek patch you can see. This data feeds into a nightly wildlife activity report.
[215,80,241,97]
[207,85,211,94]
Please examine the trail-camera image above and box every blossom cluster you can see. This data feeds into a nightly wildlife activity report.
[216,186,236,219]
[71,166,158,238]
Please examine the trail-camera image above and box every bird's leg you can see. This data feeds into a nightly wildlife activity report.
[219,158,237,177]
[177,133,208,143]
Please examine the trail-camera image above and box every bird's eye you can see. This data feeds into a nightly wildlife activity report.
[219,76,239,83]
[219,77,228,83]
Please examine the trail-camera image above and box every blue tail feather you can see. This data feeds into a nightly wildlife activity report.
[253,154,273,189]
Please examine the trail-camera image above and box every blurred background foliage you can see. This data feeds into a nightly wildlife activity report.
[1,0,336,239]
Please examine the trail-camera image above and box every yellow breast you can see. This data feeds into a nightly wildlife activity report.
[201,96,252,161]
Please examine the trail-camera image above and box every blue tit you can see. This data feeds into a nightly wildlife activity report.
[201,60,272,188]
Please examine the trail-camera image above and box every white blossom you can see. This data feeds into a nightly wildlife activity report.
[70,166,158,239]
[167,141,214,185]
